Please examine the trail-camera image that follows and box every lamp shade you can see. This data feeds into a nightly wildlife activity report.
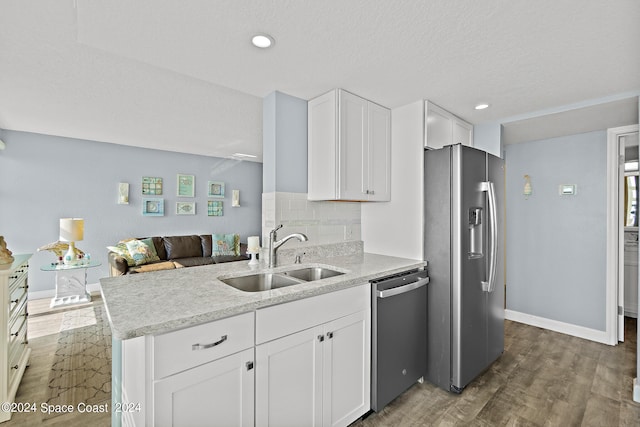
[59,218,84,242]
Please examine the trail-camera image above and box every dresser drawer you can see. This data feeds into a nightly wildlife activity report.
[8,319,27,369]
[9,285,27,322]
[153,312,254,380]
[7,262,29,289]
[8,310,27,355]
[8,325,28,395]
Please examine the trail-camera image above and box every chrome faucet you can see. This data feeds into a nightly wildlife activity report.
[268,224,308,268]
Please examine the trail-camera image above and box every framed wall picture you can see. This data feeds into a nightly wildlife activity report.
[142,198,164,216]
[176,202,196,215]
[208,200,223,216]
[142,177,163,195]
[208,181,225,198]
[177,174,195,197]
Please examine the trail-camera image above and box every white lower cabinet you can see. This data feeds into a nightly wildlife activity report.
[323,311,370,427]
[154,347,254,427]
[256,326,323,427]
[255,285,371,427]
[118,286,370,427]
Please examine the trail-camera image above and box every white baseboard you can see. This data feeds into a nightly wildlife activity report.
[505,309,611,345]
[28,282,102,301]
[634,378,640,403]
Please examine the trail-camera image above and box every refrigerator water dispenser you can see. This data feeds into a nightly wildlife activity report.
[469,207,483,259]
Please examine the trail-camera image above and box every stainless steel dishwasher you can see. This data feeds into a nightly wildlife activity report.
[371,268,429,412]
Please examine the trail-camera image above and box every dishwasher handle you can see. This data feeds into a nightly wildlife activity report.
[376,277,429,299]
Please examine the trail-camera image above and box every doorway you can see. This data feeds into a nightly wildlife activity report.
[606,125,639,344]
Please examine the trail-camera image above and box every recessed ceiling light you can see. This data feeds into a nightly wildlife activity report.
[251,34,274,49]
[475,103,490,110]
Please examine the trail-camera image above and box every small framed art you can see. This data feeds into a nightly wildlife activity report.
[176,202,196,215]
[208,200,223,216]
[177,174,195,197]
[142,177,163,195]
[208,181,225,198]
[142,198,164,216]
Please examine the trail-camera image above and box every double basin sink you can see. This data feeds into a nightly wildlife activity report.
[220,266,345,292]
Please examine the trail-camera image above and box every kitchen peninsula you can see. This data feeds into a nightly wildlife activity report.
[100,250,425,427]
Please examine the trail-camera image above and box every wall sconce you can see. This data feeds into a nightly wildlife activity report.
[118,183,129,204]
[232,190,240,207]
[523,175,532,198]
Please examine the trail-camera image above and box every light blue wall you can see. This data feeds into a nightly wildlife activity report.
[262,91,308,193]
[0,130,263,293]
[505,130,607,331]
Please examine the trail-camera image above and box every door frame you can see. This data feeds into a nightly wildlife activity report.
[606,124,639,345]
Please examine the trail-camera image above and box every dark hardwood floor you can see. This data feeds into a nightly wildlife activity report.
[5,297,640,426]
[355,318,640,426]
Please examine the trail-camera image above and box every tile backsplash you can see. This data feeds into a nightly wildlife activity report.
[262,192,361,249]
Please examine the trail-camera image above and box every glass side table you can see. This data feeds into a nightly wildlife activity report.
[40,260,102,308]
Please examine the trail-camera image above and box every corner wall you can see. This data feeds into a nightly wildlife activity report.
[0,130,263,294]
[504,130,607,332]
[261,92,361,252]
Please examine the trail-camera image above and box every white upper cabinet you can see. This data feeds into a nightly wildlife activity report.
[425,101,473,149]
[308,89,391,201]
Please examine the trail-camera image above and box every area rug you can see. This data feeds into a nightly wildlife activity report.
[44,303,111,419]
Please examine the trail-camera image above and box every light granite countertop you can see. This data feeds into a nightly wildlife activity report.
[99,253,426,340]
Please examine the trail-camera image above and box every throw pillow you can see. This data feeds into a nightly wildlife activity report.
[125,238,161,266]
[212,233,239,256]
[107,242,136,267]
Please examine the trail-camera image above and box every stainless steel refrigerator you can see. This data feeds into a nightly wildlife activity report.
[424,144,504,393]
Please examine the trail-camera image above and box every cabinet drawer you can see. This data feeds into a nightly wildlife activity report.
[153,312,254,380]
[8,310,27,355]
[8,262,29,289]
[9,285,27,322]
[256,284,369,344]
[8,319,27,368]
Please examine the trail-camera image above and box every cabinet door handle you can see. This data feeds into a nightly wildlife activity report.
[318,335,324,342]
[192,335,227,350]
[11,299,19,304]
[246,361,254,371]
[327,332,334,339]
[11,365,19,370]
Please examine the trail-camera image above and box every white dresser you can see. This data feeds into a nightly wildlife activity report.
[0,254,31,423]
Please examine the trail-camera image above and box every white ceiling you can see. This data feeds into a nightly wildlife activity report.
[1,0,639,161]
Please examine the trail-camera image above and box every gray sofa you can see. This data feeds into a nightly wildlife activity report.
[107,234,249,276]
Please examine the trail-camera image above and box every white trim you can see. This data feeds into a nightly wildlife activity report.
[606,125,640,345]
[606,128,620,345]
[28,282,102,301]
[634,378,640,403]
[505,309,611,345]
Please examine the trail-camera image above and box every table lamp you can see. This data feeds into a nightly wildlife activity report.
[60,218,84,265]
[247,236,260,266]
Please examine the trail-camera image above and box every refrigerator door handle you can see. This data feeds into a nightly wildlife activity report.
[480,181,498,292]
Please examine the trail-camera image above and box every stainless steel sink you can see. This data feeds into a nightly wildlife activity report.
[282,267,344,281]
[220,273,301,292]
[219,266,346,292]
